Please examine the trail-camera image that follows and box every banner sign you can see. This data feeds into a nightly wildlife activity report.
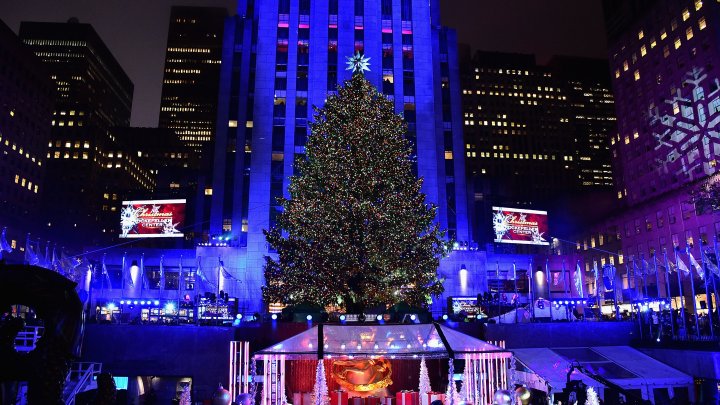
[119,199,186,238]
[492,206,549,245]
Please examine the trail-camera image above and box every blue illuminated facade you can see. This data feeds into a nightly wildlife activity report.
[207,0,469,311]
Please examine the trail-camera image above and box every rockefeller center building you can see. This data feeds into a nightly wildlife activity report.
[575,0,720,304]
[202,0,469,311]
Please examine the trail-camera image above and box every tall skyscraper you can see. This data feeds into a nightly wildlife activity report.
[203,0,469,312]
[575,0,720,307]
[0,20,54,250]
[461,51,616,244]
[19,20,149,246]
[607,0,719,206]
[159,6,227,157]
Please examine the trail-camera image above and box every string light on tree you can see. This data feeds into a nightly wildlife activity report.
[262,67,449,313]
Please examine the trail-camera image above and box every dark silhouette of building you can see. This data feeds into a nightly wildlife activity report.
[461,51,616,245]
[0,19,54,257]
[158,6,227,161]
[19,19,147,247]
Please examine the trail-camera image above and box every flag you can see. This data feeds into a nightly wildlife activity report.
[24,234,39,266]
[159,255,165,290]
[705,250,720,276]
[35,239,46,268]
[51,245,60,272]
[603,264,615,291]
[645,257,654,274]
[545,258,550,288]
[196,256,215,289]
[219,257,234,279]
[101,254,112,288]
[0,227,12,257]
[43,241,51,269]
[179,255,184,296]
[574,261,584,298]
[593,261,599,281]
[687,250,704,280]
[123,253,134,288]
[676,255,691,276]
[140,254,148,289]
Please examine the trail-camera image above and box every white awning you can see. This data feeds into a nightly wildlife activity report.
[513,346,693,396]
[254,323,512,360]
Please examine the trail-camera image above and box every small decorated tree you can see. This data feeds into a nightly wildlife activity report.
[313,360,329,405]
[445,359,459,405]
[585,386,600,405]
[179,385,191,405]
[419,356,431,396]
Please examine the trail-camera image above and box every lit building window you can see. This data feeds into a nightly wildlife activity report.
[228,120,238,127]
[699,17,707,30]
[695,0,703,10]
[623,61,628,71]
[615,69,620,78]
[660,29,667,40]
[205,187,213,196]
[682,8,690,21]
[634,70,640,81]
[686,27,694,40]
[640,45,647,56]
[674,37,681,49]
[633,129,639,139]
[444,151,453,160]
[650,38,657,48]
[638,30,644,39]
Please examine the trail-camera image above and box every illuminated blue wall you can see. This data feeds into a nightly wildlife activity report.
[206,0,469,312]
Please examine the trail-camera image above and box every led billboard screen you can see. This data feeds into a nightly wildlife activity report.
[119,199,186,238]
[492,206,549,245]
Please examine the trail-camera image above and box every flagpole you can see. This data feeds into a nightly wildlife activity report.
[641,254,649,299]
[686,247,701,339]
[496,261,501,324]
[673,248,687,336]
[513,261,518,324]
[699,239,714,338]
[529,259,535,322]
[595,261,601,312]
[562,259,569,320]
[545,257,551,302]
[561,259,567,298]
[121,252,126,292]
[179,255,184,301]
[663,249,675,337]
[713,236,720,335]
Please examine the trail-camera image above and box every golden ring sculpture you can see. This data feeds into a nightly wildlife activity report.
[331,358,393,392]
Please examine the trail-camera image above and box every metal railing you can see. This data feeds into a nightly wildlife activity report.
[14,326,44,352]
[63,362,102,405]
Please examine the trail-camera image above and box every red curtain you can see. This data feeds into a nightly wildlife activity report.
[285,359,447,395]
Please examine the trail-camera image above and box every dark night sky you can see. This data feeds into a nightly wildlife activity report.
[1,1,607,128]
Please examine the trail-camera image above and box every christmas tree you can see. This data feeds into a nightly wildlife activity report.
[312,360,329,405]
[419,356,431,396]
[585,386,599,405]
[179,385,191,405]
[263,69,448,311]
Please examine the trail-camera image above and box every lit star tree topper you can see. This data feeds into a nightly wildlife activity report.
[262,72,449,313]
[345,52,371,74]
